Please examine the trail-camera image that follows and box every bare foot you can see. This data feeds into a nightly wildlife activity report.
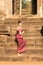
[18,53,21,56]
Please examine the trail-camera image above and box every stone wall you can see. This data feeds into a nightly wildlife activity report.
[0,0,43,17]
[4,0,12,15]
[0,0,4,10]
[0,0,12,15]
[0,18,43,61]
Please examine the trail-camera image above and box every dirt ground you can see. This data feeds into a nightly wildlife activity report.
[0,61,43,65]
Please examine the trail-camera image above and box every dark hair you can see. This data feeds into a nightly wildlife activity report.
[18,21,21,24]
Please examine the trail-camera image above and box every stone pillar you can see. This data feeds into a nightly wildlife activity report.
[20,0,22,15]
[16,0,20,14]
[4,0,12,16]
[40,0,43,17]
[42,0,43,17]
[14,0,17,13]
[37,0,43,17]
[37,0,40,15]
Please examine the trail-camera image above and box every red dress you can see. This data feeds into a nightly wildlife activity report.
[15,29,26,53]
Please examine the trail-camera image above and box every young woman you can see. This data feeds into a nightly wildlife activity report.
[15,21,26,56]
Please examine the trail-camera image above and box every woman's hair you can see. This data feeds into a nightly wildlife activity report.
[18,21,21,24]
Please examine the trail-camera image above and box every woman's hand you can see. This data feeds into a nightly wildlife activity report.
[20,31,24,35]
[22,31,24,34]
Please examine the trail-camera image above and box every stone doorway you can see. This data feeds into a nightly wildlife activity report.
[12,0,37,15]
[12,0,20,15]
[32,0,37,14]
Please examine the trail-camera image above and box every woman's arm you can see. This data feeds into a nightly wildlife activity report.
[20,31,22,35]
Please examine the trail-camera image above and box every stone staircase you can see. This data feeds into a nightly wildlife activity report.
[21,9,28,15]
[0,18,43,61]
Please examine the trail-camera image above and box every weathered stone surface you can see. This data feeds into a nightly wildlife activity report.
[0,18,43,61]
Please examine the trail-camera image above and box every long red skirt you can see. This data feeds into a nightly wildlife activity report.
[16,34,26,53]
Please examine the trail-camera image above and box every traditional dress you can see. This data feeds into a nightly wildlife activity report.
[15,28,26,54]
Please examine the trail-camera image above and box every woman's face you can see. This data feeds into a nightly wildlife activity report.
[19,23,22,27]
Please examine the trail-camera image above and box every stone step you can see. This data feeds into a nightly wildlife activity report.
[0,47,43,55]
[5,18,43,23]
[0,36,43,45]
[26,18,43,23]
[0,18,43,61]
[7,25,42,30]
[4,22,43,27]
[5,19,18,24]
[0,20,4,24]
[22,12,29,15]
[0,30,41,35]
[0,15,5,20]
[0,53,43,61]
[9,25,41,29]
[0,38,43,47]
[29,54,43,61]
[4,23,43,29]
[0,27,8,32]
[0,54,28,61]
[0,24,41,36]
[0,41,43,49]
[6,37,43,45]
[10,34,41,37]
[7,36,43,40]
[0,23,41,28]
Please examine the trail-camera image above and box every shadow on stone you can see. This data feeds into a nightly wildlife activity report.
[40,26,43,36]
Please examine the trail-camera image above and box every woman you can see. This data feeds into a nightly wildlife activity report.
[15,21,26,56]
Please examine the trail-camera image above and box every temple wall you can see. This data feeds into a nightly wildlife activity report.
[0,0,43,17]
[4,0,12,15]
[0,0,4,11]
